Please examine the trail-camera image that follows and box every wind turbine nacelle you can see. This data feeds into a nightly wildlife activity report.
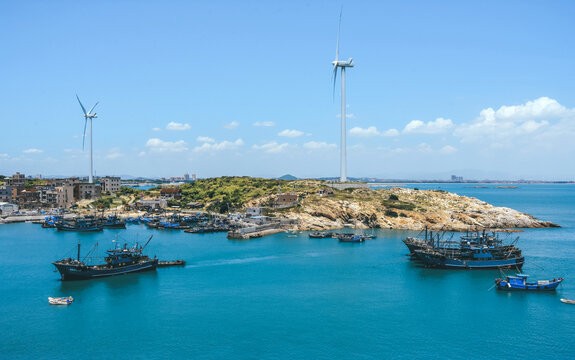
[332,58,354,67]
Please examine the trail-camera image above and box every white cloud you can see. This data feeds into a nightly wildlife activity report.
[224,121,239,129]
[146,138,188,153]
[138,152,146,157]
[383,129,400,137]
[439,145,458,154]
[166,122,190,131]
[303,141,337,150]
[453,97,571,143]
[252,141,289,153]
[197,136,215,143]
[152,127,161,132]
[278,129,304,138]
[253,121,275,127]
[350,126,380,137]
[193,139,244,152]
[23,148,43,154]
[0,153,9,159]
[403,117,453,134]
[349,126,399,137]
[494,97,569,120]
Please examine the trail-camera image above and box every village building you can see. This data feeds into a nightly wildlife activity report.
[100,176,121,193]
[246,207,263,217]
[0,185,12,202]
[273,193,298,208]
[0,202,18,215]
[160,187,182,200]
[136,198,168,210]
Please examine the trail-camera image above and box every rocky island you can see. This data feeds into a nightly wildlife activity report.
[161,177,558,232]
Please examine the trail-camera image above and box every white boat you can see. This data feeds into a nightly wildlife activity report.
[48,296,74,305]
[560,298,575,304]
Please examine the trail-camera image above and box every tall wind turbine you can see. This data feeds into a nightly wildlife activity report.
[76,95,99,184]
[332,9,354,183]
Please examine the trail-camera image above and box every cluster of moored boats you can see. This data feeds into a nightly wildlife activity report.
[39,213,234,233]
[403,228,524,269]
[309,231,376,242]
[41,214,126,231]
[403,228,567,292]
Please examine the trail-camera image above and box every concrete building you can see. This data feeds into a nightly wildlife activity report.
[17,189,41,208]
[100,176,121,193]
[7,172,25,187]
[136,198,167,210]
[160,187,182,200]
[0,202,19,215]
[274,193,298,207]
[0,185,12,202]
[76,183,101,200]
[56,182,76,208]
[246,207,263,217]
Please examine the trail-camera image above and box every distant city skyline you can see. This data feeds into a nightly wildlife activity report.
[1,1,575,181]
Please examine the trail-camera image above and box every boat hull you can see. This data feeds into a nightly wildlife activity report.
[414,250,524,269]
[496,278,563,291]
[53,259,158,281]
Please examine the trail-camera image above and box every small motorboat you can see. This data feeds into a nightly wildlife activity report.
[560,299,575,304]
[495,274,563,291]
[48,296,74,305]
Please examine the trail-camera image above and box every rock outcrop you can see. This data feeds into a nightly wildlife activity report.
[264,187,558,231]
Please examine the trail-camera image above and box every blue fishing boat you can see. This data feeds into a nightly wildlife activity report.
[495,274,563,291]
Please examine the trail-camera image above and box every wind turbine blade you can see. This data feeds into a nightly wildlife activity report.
[76,94,87,115]
[335,6,342,62]
[82,118,87,150]
[88,101,99,115]
[332,66,338,100]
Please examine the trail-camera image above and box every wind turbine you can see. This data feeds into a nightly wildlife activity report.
[76,95,99,184]
[332,9,354,183]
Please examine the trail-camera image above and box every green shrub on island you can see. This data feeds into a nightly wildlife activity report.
[385,209,399,217]
[388,194,399,201]
[381,199,416,211]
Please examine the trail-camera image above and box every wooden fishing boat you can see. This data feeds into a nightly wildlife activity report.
[560,298,575,304]
[495,274,563,291]
[337,234,365,243]
[309,232,334,239]
[48,296,74,305]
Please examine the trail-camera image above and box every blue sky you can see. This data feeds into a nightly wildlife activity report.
[1,0,575,180]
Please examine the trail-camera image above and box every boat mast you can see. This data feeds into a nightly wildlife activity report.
[77,241,81,261]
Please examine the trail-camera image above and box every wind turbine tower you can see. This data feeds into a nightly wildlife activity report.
[76,95,99,184]
[332,10,354,183]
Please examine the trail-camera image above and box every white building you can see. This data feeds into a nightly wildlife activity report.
[0,202,19,215]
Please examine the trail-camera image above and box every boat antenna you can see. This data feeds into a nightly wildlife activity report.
[82,242,99,262]
[141,235,153,251]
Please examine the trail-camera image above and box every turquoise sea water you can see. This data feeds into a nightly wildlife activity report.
[1,184,574,359]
